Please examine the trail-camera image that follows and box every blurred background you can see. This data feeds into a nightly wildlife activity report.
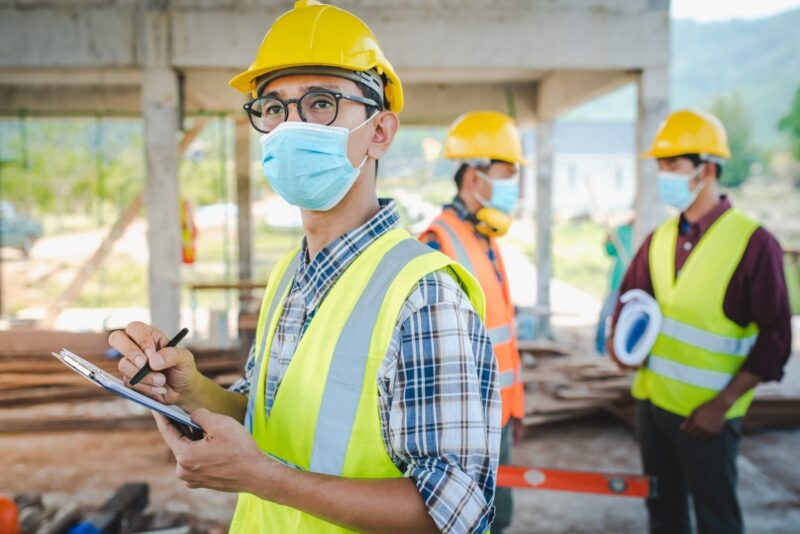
[1,0,799,532]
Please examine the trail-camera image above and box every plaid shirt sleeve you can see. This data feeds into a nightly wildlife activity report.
[379,268,501,534]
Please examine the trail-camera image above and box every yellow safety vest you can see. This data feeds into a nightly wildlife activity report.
[230,227,485,533]
[631,209,760,418]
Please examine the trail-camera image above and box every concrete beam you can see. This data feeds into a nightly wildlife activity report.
[0,1,670,74]
[537,69,637,120]
[634,67,669,244]
[401,82,537,126]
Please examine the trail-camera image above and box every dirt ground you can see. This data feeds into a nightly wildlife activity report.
[2,412,800,533]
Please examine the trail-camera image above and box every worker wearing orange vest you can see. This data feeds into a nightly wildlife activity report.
[420,110,526,534]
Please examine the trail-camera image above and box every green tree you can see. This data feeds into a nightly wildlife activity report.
[708,94,760,188]
[778,86,800,161]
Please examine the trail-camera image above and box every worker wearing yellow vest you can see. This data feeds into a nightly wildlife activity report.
[109,2,502,533]
[420,111,526,534]
[607,109,792,534]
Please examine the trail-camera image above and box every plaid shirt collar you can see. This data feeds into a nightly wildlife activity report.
[295,198,401,312]
[446,195,472,221]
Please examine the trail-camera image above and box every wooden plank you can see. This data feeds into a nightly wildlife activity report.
[0,330,109,358]
[555,389,626,401]
[0,414,154,433]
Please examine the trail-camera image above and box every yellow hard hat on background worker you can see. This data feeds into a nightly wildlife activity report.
[442,110,526,237]
[444,110,528,165]
[229,0,404,112]
[641,108,731,161]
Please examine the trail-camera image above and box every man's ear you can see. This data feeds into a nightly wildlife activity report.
[366,111,399,161]
[461,166,478,191]
[700,162,718,182]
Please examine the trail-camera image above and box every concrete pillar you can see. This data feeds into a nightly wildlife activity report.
[143,68,180,334]
[142,6,180,334]
[235,117,252,285]
[535,120,554,339]
[634,67,670,244]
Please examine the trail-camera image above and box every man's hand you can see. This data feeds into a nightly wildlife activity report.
[681,399,728,440]
[153,408,272,494]
[512,417,525,445]
[605,335,640,371]
[110,322,200,408]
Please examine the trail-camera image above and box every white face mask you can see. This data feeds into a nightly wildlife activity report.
[657,163,705,211]
[259,116,372,211]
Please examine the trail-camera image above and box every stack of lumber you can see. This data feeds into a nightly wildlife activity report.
[0,348,243,407]
[0,329,245,434]
[519,341,632,427]
[518,339,800,430]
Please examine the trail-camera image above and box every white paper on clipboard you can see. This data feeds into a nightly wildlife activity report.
[52,348,203,435]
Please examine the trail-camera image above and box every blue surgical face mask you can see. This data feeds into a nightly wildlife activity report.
[476,170,520,215]
[658,164,705,211]
[260,117,372,211]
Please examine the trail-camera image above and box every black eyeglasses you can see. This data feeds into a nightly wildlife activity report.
[243,89,380,134]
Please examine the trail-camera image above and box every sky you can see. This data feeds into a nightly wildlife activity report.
[671,0,800,22]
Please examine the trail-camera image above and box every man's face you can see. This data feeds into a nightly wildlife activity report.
[657,156,708,191]
[474,161,518,203]
[260,74,376,171]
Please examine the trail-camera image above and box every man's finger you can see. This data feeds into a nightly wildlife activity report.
[123,376,169,398]
[125,322,167,358]
[109,330,147,366]
[153,412,188,449]
[190,408,214,430]
[118,358,167,387]
[149,347,193,372]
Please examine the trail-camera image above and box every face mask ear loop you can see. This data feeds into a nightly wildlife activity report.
[348,114,375,134]
[349,115,375,174]
[472,168,492,209]
[689,163,706,194]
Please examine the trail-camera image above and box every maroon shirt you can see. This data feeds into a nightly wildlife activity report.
[612,196,792,382]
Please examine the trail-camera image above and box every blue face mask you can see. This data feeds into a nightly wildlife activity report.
[476,170,520,215]
[260,118,371,211]
[658,164,705,211]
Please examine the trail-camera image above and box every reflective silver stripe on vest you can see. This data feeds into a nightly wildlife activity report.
[309,239,434,476]
[498,369,516,389]
[648,355,732,392]
[245,252,301,434]
[433,220,475,275]
[661,317,757,357]
[488,324,512,346]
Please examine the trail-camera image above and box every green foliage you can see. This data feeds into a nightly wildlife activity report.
[564,9,800,148]
[778,86,800,161]
[0,118,143,226]
[708,94,760,188]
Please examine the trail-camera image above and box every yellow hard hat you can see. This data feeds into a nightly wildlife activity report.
[642,109,731,160]
[443,111,528,165]
[229,0,404,113]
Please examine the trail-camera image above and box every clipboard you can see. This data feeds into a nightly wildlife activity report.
[52,348,205,441]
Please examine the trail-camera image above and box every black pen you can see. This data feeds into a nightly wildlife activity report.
[129,327,189,386]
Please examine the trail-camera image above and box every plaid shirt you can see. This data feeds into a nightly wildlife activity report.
[230,199,501,534]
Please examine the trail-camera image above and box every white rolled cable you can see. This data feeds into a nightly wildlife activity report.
[613,289,662,366]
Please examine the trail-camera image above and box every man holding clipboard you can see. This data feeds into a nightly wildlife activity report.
[109,2,500,533]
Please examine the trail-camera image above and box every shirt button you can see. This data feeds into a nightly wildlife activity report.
[683,241,693,251]
[285,334,297,343]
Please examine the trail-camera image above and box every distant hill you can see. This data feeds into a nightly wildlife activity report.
[563,8,800,148]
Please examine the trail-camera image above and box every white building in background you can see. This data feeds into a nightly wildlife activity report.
[520,121,636,219]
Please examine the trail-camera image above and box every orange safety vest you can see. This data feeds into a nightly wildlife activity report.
[421,209,524,426]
